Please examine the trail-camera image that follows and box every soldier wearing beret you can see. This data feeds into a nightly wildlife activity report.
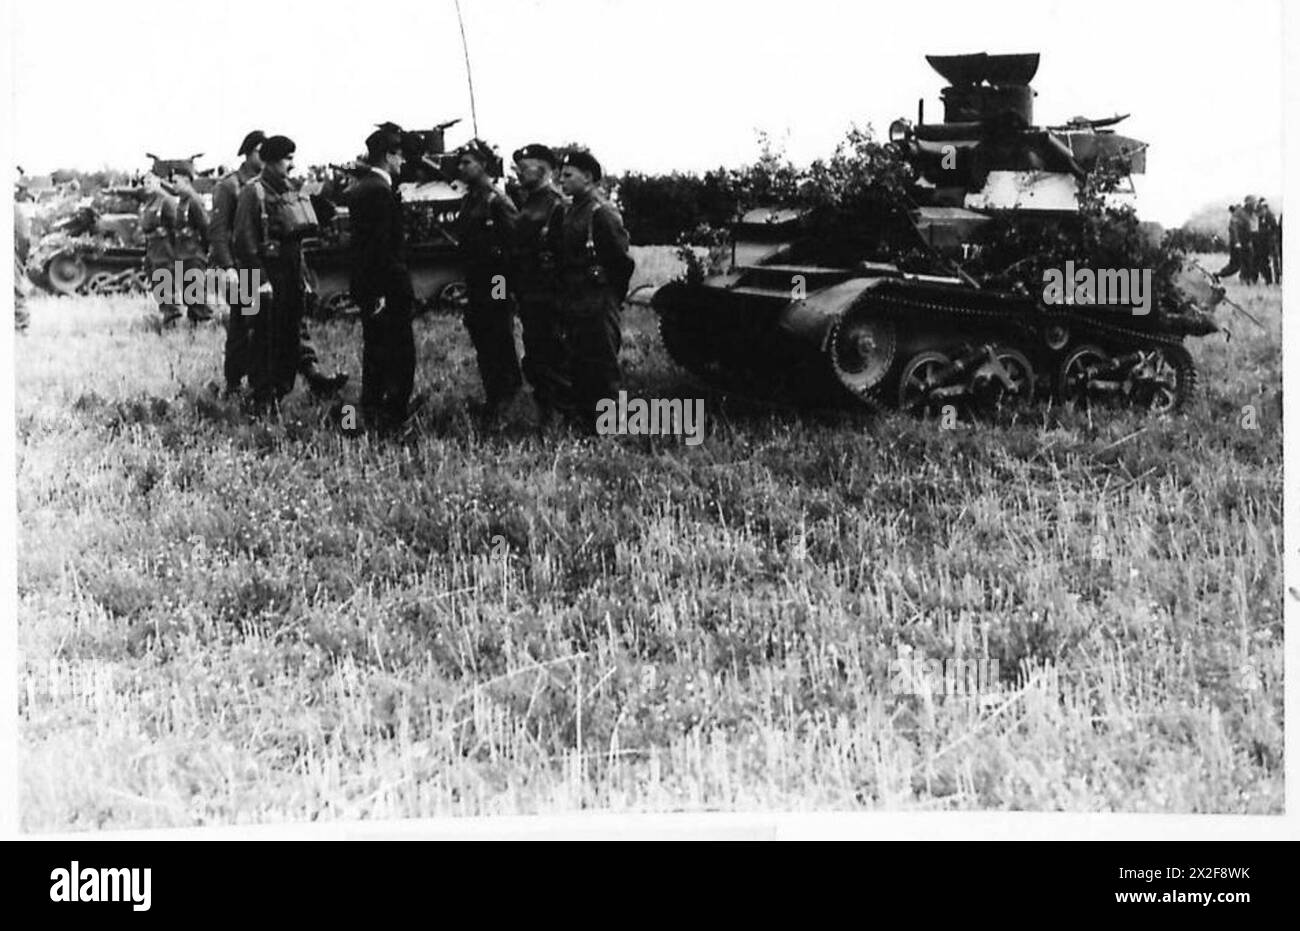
[232,135,339,409]
[212,131,345,400]
[348,128,420,425]
[140,156,211,324]
[455,139,523,423]
[549,149,635,432]
[509,143,569,424]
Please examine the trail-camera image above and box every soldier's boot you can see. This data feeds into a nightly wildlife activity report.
[304,368,350,398]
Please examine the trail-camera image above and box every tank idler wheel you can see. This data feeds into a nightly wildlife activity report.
[898,351,956,416]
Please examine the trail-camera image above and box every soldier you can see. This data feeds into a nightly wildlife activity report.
[232,135,334,410]
[1217,203,1252,282]
[348,128,420,426]
[549,149,635,433]
[1256,198,1280,285]
[455,139,522,423]
[1241,195,1261,285]
[211,130,345,399]
[139,158,211,324]
[509,144,570,425]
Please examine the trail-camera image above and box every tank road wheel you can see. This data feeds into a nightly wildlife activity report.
[828,313,895,401]
[972,347,1036,414]
[46,251,88,295]
[1057,344,1110,408]
[898,351,954,416]
[1131,344,1196,414]
[436,280,469,315]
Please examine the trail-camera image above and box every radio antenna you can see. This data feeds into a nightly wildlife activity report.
[453,0,480,139]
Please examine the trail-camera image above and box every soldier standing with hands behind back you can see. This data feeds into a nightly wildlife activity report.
[550,149,634,433]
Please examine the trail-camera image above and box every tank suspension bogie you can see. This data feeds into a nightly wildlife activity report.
[1057,343,1195,412]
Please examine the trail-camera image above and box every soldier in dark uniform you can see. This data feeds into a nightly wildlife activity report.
[550,149,635,432]
[232,135,330,410]
[348,128,420,426]
[1256,198,1280,285]
[140,158,211,324]
[1217,204,1253,282]
[455,139,522,423]
[509,144,569,423]
[211,130,345,399]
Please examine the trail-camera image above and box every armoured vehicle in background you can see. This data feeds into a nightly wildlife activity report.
[305,119,468,318]
[27,155,219,297]
[26,185,151,296]
[653,52,1216,416]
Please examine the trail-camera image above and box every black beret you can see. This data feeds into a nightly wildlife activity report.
[365,129,403,159]
[561,149,602,182]
[375,121,404,135]
[261,135,296,162]
[512,143,557,169]
[458,139,503,177]
[238,130,267,156]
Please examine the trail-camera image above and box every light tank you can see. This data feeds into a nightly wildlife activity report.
[653,52,1217,416]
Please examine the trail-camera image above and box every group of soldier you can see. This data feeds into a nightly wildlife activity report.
[1217,195,1282,286]
[123,125,635,433]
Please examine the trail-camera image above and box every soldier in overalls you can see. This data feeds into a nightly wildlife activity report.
[232,135,323,409]
[140,156,211,324]
[455,140,522,423]
[550,150,635,433]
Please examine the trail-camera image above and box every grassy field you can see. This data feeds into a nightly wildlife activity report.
[16,249,1283,829]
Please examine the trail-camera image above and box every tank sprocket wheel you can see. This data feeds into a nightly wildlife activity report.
[897,351,955,416]
[827,310,895,401]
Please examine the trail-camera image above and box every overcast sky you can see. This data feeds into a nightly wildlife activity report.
[8,0,1285,226]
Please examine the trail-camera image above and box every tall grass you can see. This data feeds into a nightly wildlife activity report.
[16,250,1283,829]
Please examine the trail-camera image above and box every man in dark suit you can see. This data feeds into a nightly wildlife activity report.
[348,128,420,426]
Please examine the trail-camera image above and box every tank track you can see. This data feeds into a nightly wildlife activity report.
[659,279,1198,416]
[843,284,1198,413]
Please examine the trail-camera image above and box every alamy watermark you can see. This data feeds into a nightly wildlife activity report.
[49,861,151,911]
[1042,261,1151,316]
[888,652,1002,702]
[150,262,262,311]
[595,391,706,446]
